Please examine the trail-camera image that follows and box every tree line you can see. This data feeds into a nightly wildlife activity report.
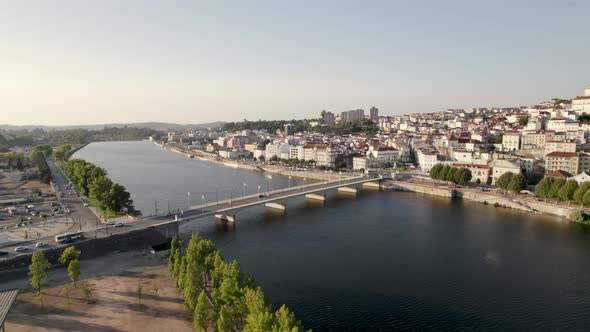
[29,145,52,184]
[429,164,473,185]
[222,118,379,136]
[169,233,306,332]
[64,159,138,217]
[534,177,590,205]
[495,172,528,193]
[52,144,72,161]
[3,151,26,170]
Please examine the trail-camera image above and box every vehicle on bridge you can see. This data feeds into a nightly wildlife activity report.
[55,231,85,244]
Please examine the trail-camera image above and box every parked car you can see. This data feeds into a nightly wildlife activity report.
[114,223,124,228]
[83,202,89,207]
[0,251,9,256]
[35,242,47,248]
[14,246,28,252]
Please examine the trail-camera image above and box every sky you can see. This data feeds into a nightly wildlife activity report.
[1,0,589,126]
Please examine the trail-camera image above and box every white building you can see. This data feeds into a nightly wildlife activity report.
[490,160,521,185]
[416,149,440,172]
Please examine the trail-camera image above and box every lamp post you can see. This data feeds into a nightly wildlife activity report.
[267,175,272,193]
[257,185,261,200]
[201,194,205,215]
[288,176,292,189]
[187,192,191,209]
[243,183,247,197]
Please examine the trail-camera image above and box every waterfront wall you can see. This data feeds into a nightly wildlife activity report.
[0,221,178,271]
[385,180,576,219]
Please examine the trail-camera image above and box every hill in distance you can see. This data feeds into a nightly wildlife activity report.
[0,121,226,131]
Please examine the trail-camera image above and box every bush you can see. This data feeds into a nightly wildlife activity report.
[570,210,589,225]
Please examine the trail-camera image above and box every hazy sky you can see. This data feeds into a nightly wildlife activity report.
[1,0,589,126]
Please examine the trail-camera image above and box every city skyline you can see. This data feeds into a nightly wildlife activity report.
[1,0,589,126]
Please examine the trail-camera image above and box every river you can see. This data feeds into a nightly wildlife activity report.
[74,141,590,331]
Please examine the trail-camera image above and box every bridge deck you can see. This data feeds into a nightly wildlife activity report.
[175,176,380,223]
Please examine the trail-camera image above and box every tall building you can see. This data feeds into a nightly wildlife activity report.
[369,106,379,121]
[341,109,364,123]
[322,111,335,124]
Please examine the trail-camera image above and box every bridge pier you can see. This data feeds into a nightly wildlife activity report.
[305,193,326,202]
[337,186,358,195]
[361,181,381,190]
[215,214,235,223]
[265,202,286,213]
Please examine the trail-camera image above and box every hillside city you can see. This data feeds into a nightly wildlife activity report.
[162,84,590,187]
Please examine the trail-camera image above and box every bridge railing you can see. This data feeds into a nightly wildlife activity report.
[186,175,366,212]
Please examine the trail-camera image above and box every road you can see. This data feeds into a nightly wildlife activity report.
[0,156,101,257]
[0,162,379,260]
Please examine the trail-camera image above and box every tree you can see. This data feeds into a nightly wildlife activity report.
[243,287,274,332]
[558,180,579,201]
[194,291,212,332]
[68,259,80,287]
[573,182,590,204]
[496,172,514,190]
[216,306,236,332]
[59,246,81,266]
[429,164,444,180]
[455,168,472,185]
[582,189,590,206]
[258,155,265,162]
[570,210,588,224]
[548,178,566,199]
[177,256,188,290]
[169,235,180,274]
[439,165,451,182]
[272,304,302,332]
[29,250,51,294]
[535,177,553,198]
[508,173,527,193]
[183,260,204,311]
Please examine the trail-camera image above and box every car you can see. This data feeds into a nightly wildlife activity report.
[35,242,47,248]
[83,202,89,207]
[114,223,124,228]
[0,251,9,256]
[105,220,115,225]
[14,246,28,252]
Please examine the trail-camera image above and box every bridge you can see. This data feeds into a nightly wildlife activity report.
[160,176,384,225]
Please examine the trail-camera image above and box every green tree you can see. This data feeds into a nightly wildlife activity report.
[183,260,204,311]
[558,180,579,201]
[439,165,451,181]
[548,178,566,199]
[194,291,212,332]
[573,182,590,204]
[177,256,188,290]
[535,177,553,198]
[243,287,274,332]
[216,306,236,332]
[570,210,588,224]
[58,246,81,266]
[168,235,180,274]
[582,190,590,206]
[29,250,51,294]
[68,259,80,287]
[429,164,444,180]
[508,173,527,193]
[495,172,514,190]
[455,168,472,185]
[272,305,303,332]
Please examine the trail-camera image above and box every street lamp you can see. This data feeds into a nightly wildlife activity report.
[243,183,247,197]
[257,185,261,200]
[201,194,206,215]
[267,175,273,193]
[288,176,292,189]
[187,192,191,209]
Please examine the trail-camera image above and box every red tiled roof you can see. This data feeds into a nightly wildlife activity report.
[546,151,578,158]
[546,170,573,178]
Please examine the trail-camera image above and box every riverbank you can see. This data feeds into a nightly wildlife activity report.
[156,141,357,181]
[385,179,579,219]
[3,251,192,331]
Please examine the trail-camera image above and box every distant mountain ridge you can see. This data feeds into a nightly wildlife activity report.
[0,121,226,131]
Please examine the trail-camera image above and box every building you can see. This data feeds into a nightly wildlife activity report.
[502,131,520,151]
[341,109,364,123]
[322,111,335,125]
[544,140,576,156]
[490,160,521,184]
[369,106,379,121]
[416,149,441,172]
[570,171,590,184]
[452,163,490,184]
[572,84,590,114]
[302,144,337,167]
[544,151,579,175]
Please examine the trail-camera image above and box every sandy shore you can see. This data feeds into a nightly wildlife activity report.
[2,251,193,332]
